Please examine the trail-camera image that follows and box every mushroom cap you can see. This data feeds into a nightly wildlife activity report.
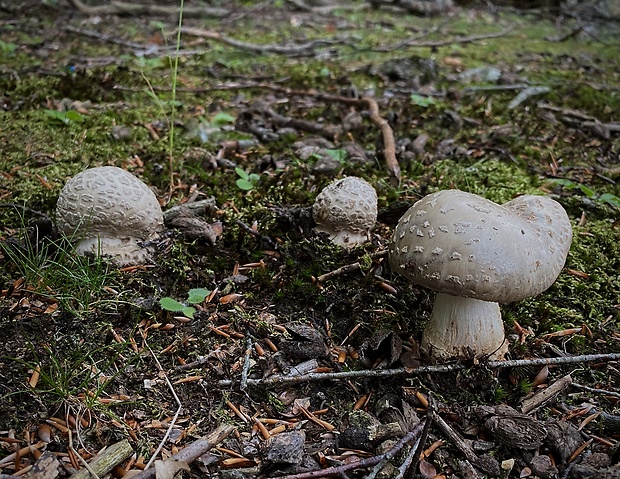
[56,166,164,264]
[389,190,572,303]
[312,176,378,248]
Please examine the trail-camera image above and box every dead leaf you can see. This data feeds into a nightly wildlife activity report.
[153,458,190,479]
[29,366,41,388]
[531,365,549,387]
[419,459,437,478]
[37,424,52,443]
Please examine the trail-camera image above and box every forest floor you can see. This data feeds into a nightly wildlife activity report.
[1,1,620,478]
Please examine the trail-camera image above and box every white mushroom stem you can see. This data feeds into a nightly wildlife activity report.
[314,225,368,249]
[422,293,509,360]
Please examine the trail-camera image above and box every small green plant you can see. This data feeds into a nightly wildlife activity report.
[43,109,85,125]
[235,167,260,191]
[5,340,137,409]
[323,148,348,164]
[137,0,185,191]
[0,40,17,55]
[410,93,435,107]
[0,216,116,317]
[547,179,620,208]
[159,288,210,319]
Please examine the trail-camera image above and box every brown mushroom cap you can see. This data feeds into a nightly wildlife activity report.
[389,190,572,303]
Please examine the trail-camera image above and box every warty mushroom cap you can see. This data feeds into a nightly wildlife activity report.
[56,166,164,265]
[312,176,378,248]
[389,190,573,303]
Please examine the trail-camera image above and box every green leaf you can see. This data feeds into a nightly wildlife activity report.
[236,178,254,190]
[235,167,249,180]
[577,184,596,198]
[44,109,84,125]
[211,112,236,126]
[547,178,576,188]
[65,111,85,123]
[187,288,210,304]
[410,93,434,107]
[599,193,620,208]
[0,40,17,54]
[323,148,347,164]
[159,297,186,312]
[182,306,196,319]
[149,20,166,30]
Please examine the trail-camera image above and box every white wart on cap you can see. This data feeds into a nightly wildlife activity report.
[312,177,378,249]
[56,166,164,266]
[389,189,572,359]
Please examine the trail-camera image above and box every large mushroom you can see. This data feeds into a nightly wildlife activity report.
[56,166,164,266]
[312,176,378,249]
[389,190,572,360]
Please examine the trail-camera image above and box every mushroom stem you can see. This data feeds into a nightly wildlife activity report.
[422,293,508,360]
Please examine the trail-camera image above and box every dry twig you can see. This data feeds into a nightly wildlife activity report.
[431,410,500,476]
[180,27,348,56]
[278,420,426,479]
[218,352,620,388]
[66,0,228,18]
[143,345,183,471]
[374,25,514,52]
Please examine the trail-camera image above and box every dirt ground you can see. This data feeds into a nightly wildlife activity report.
[1,1,620,478]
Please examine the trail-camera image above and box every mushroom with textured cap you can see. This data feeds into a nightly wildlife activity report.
[389,190,572,360]
[56,166,164,266]
[312,176,378,249]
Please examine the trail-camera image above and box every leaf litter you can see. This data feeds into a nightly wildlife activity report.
[1,1,620,478]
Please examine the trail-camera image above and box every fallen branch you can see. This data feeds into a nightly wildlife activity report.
[286,0,366,14]
[316,262,362,283]
[316,250,388,282]
[252,85,399,180]
[217,352,620,388]
[63,26,154,50]
[363,96,400,180]
[277,420,425,479]
[369,0,454,16]
[127,425,235,479]
[572,382,620,399]
[236,220,278,251]
[431,411,499,476]
[66,0,228,18]
[373,25,514,52]
[180,27,347,56]
[112,81,400,180]
[243,103,342,141]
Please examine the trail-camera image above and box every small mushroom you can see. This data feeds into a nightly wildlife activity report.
[312,176,378,248]
[389,190,572,360]
[56,166,164,265]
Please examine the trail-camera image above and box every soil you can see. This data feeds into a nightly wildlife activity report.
[1,1,619,478]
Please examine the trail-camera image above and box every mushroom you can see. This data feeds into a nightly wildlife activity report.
[312,177,378,248]
[389,190,572,360]
[56,166,164,266]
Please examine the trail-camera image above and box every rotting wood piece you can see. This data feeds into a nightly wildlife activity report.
[70,439,133,479]
[521,374,573,414]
